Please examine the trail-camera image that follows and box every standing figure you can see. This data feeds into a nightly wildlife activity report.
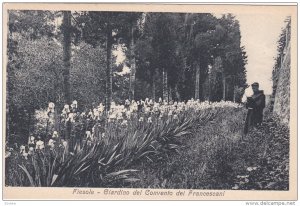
[244,82,266,134]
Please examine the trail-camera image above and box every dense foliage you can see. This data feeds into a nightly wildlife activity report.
[7,10,247,144]
[5,10,289,191]
[5,99,239,187]
[271,17,291,104]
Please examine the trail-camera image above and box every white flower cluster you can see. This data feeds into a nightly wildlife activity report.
[61,100,79,122]
[94,103,105,118]
[40,99,240,127]
[34,109,51,129]
[102,99,241,124]
[32,99,240,150]
[47,102,55,113]
[17,131,69,159]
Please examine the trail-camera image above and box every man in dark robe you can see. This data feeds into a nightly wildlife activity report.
[244,82,266,134]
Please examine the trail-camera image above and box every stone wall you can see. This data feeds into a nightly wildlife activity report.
[272,35,290,126]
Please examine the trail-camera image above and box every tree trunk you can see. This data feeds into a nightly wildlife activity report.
[169,87,173,102]
[222,67,226,100]
[233,85,237,103]
[62,11,71,104]
[152,69,156,101]
[175,84,181,101]
[195,62,200,100]
[129,24,136,101]
[105,25,113,111]
[162,68,168,102]
[208,70,211,102]
[27,108,34,138]
[54,108,60,133]
[226,82,230,101]
[62,11,72,149]
[7,31,14,142]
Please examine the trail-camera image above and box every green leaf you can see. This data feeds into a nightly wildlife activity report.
[50,174,58,186]
[18,164,35,186]
[123,178,140,183]
[106,169,138,178]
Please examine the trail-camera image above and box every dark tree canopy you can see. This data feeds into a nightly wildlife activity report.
[6,10,247,143]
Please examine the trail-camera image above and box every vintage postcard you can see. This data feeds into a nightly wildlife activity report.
[2,3,297,201]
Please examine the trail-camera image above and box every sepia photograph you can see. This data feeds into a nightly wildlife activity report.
[2,3,297,201]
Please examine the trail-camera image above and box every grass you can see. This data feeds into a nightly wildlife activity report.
[5,102,289,190]
[5,101,221,187]
[130,108,289,190]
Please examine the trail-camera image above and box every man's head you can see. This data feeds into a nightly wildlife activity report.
[251,82,259,93]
